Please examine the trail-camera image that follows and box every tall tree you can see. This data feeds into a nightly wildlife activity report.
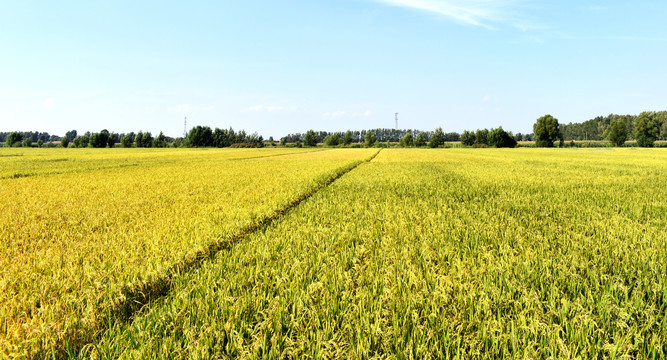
[488,127,517,148]
[135,131,145,147]
[414,132,427,147]
[153,132,168,148]
[323,133,341,146]
[534,115,561,147]
[89,129,110,148]
[6,132,23,147]
[364,132,376,147]
[474,129,489,145]
[185,126,212,147]
[605,119,627,146]
[304,130,318,147]
[400,133,413,147]
[634,112,663,147]
[65,130,78,142]
[107,133,118,148]
[461,130,476,146]
[343,130,353,145]
[428,127,445,148]
[121,134,133,148]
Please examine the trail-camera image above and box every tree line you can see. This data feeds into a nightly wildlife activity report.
[281,128,462,144]
[3,111,666,148]
[2,126,266,148]
[561,111,667,141]
[530,112,666,148]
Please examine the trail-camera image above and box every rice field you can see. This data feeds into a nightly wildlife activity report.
[2,148,666,358]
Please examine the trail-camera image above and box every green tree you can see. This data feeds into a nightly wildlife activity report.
[22,138,32,147]
[343,130,353,145]
[475,129,489,146]
[658,111,667,140]
[414,132,427,147]
[400,133,414,147]
[364,131,376,147]
[89,129,110,148]
[605,119,627,146]
[634,112,663,147]
[135,131,154,148]
[135,131,144,147]
[213,128,232,147]
[304,130,318,147]
[534,114,561,147]
[107,133,118,148]
[73,135,89,148]
[461,130,476,146]
[121,134,133,148]
[488,127,517,148]
[65,130,78,142]
[323,133,341,146]
[60,136,70,148]
[428,127,445,148]
[142,132,153,148]
[6,132,23,147]
[153,132,168,148]
[37,139,44,147]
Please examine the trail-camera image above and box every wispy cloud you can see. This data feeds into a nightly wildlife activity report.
[167,104,192,113]
[372,0,531,29]
[322,110,347,118]
[322,110,374,118]
[248,105,285,112]
[43,98,55,109]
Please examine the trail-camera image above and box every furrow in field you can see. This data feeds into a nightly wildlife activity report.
[105,149,381,325]
[0,148,376,359]
[91,148,667,359]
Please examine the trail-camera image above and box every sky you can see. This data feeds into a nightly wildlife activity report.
[1,0,666,138]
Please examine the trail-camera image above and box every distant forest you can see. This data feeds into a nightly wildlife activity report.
[2,111,666,147]
[281,112,667,144]
[561,112,667,141]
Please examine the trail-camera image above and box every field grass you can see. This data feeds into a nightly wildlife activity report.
[2,148,666,358]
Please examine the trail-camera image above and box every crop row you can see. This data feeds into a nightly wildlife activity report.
[0,148,375,358]
[90,148,667,359]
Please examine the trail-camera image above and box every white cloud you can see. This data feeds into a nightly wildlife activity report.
[323,110,347,118]
[372,0,526,29]
[167,104,192,113]
[248,105,285,112]
[483,95,491,102]
[43,97,55,108]
[364,110,373,117]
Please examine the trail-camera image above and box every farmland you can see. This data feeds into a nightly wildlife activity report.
[2,148,667,358]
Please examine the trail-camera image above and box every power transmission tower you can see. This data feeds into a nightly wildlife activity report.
[184,117,187,137]
[395,113,398,130]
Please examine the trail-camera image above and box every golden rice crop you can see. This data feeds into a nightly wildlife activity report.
[91,148,667,359]
[0,147,374,358]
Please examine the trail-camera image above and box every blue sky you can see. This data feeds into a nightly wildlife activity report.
[1,0,666,138]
